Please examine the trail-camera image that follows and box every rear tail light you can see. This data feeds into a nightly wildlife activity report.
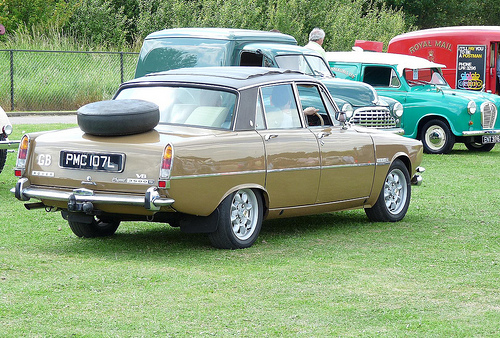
[159,144,173,188]
[15,135,30,177]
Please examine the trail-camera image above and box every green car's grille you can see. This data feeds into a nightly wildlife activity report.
[350,107,396,128]
[481,102,497,129]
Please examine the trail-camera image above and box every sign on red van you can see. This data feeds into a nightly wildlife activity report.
[388,26,500,94]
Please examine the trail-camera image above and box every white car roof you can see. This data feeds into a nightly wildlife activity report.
[326,51,446,76]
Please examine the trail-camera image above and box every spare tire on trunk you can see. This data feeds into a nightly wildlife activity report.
[77,99,159,136]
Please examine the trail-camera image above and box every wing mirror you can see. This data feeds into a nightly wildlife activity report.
[336,103,353,128]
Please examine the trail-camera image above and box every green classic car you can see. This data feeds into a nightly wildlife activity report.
[135,28,404,133]
[12,67,424,249]
[327,51,500,154]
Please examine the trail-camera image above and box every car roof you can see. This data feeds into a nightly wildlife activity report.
[243,43,322,56]
[326,51,446,75]
[124,67,318,90]
[145,27,297,44]
[391,26,500,39]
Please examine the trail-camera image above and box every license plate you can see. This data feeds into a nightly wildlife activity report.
[60,151,124,172]
[482,135,500,144]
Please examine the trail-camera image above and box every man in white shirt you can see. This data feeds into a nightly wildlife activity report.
[304,27,326,59]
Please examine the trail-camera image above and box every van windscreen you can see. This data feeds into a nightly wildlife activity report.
[135,38,230,78]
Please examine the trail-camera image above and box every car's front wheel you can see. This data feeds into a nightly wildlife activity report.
[68,217,120,238]
[464,141,495,152]
[420,120,455,154]
[365,159,411,222]
[208,189,263,249]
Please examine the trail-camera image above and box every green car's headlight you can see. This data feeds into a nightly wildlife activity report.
[467,101,477,115]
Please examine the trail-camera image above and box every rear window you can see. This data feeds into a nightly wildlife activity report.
[115,86,237,130]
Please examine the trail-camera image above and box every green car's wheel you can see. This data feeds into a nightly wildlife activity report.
[464,141,495,152]
[421,120,455,154]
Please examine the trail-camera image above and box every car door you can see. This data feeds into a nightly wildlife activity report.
[257,83,321,208]
[296,83,376,203]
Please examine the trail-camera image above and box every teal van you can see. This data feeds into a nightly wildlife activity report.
[327,51,500,154]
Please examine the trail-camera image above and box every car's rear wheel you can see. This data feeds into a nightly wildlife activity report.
[365,159,411,222]
[68,217,120,238]
[464,141,495,152]
[421,120,455,154]
[0,135,6,174]
[208,189,263,249]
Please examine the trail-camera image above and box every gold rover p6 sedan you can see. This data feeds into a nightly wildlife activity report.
[12,67,424,249]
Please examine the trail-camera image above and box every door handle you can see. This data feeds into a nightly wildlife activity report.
[264,134,278,141]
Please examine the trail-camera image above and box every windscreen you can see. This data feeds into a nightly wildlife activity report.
[275,55,333,77]
[135,38,230,77]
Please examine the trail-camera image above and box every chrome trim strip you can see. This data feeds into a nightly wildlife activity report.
[322,162,377,170]
[170,163,377,180]
[462,129,500,136]
[267,166,320,173]
[171,169,267,180]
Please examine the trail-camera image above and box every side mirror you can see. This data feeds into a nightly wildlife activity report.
[337,111,347,123]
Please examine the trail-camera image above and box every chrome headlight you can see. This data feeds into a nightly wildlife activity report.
[467,101,477,115]
[341,103,354,119]
[393,102,404,118]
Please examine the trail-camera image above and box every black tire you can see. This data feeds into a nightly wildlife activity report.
[464,141,495,152]
[77,99,159,136]
[420,119,455,154]
[68,217,120,238]
[365,159,411,222]
[208,189,263,249]
[0,135,6,174]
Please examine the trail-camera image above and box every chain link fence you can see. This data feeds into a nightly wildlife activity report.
[0,49,139,112]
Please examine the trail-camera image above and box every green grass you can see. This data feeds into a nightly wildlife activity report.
[1,124,499,336]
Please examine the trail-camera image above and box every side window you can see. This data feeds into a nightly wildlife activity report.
[261,84,302,129]
[297,84,334,127]
[255,95,266,130]
[240,51,263,66]
[363,66,392,87]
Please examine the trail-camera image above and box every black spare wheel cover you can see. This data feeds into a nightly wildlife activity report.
[77,99,159,136]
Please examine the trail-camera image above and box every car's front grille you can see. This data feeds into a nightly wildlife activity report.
[481,102,497,129]
[350,107,396,128]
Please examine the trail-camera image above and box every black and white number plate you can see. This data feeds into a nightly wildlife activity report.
[60,151,124,172]
[482,135,500,144]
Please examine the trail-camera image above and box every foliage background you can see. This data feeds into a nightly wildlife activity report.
[2,0,498,52]
[0,0,410,51]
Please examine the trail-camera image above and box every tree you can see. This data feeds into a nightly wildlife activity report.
[0,0,74,33]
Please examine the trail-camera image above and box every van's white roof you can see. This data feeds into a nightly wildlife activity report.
[326,51,446,76]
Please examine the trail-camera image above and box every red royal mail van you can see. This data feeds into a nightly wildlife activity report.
[388,26,500,94]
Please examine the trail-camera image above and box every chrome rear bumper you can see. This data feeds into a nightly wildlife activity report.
[0,139,19,150]
[11,178,174,211]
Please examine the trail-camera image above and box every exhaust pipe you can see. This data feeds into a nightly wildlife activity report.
[24,202,46,210]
